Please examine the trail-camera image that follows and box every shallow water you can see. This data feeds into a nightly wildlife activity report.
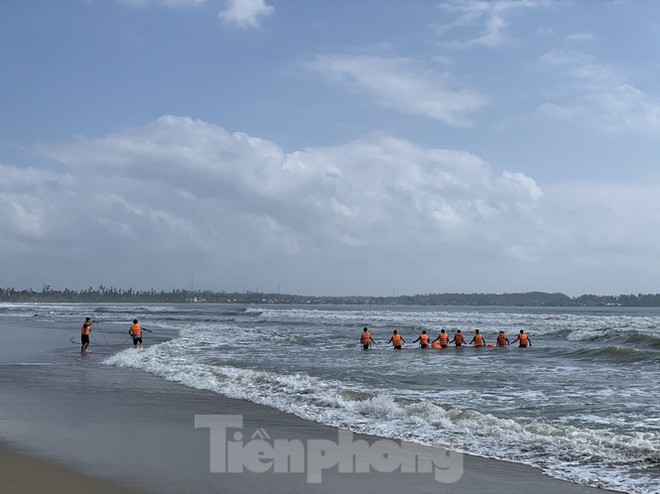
[3,303,659,493]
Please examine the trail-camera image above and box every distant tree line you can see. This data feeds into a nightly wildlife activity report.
[2,285,660,306]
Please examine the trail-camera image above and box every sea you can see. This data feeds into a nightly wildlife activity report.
[2,302,659,493]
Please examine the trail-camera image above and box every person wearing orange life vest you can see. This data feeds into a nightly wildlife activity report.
[449,329,464,347]
[496,330,510,347]
[387,330,405,349]
[80,317,94,353]
[360,327,375,350]
[432,329,449,348]
[511,329,532,348]
[128,319,152,348]
[412,330,430,349]
[469,329,486,347]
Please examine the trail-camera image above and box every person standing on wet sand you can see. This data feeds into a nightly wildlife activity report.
[80,317,94,353]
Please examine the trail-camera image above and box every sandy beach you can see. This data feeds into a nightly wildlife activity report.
[0,442,144,494]
[0,318,620,494]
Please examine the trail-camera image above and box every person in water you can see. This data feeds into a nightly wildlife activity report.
[360,327,375,350]
[450,329,464,347]
[412,330,430,348]
[128,319,151,348]
[469,329,485,347]
[432,329,449,348]
[388,330,405,349]
[512,329,531,348]
[496,330,510,347]
[80,317,94,353]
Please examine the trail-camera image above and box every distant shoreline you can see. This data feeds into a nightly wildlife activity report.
[1,288,658,306]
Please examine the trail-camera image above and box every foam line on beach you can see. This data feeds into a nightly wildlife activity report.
[104,341,659,493]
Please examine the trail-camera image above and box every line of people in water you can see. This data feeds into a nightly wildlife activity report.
[360,327,531,350]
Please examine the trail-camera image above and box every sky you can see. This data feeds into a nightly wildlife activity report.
[2,0,660,296]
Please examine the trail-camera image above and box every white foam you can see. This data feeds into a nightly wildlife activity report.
[104,339,660,494]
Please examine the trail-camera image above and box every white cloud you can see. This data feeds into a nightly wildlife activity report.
[117,0,276,30]
[538,49,592,67]
[119,0,207,8]
[308,54,488,127]
[538,50,660,137]
[565,33,594,42]
[4,116,660,294]
[541,181,660,268]
[0,116,551,292]
[41,116,538,247]
[218,0,274,29]
[438,0,554,49]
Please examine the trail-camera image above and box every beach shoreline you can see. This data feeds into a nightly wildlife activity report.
[0,364,620,494]
[0,315,623,493]
[0,395,620,494]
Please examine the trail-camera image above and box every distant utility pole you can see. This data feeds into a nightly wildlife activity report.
[191,272,194,292]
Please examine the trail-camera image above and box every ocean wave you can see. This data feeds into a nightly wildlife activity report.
[104,341,660,494]
[566,345,660,364]
[567,327,660,349]
[566,328,616,341]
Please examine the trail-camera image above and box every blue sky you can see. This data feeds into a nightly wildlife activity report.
[2,0,660,296]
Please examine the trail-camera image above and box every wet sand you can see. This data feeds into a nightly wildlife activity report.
[0,442,143,494]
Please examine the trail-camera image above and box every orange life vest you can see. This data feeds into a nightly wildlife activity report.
[497,334,507,346]
[431,342,441,349]
[454,333,464,344]
[519,334,528,346]
[392,334,402,347]
[420,334,429,345]
[361,331,372,344]
[439,333,449,345]
[130,323,142,338]
[474,334,484,347]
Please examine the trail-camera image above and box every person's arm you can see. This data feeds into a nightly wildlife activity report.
[506,338,510,345]
[469,337,475,345]
[528,337,532,347]
[412,337,420,343]
[401,337,406,343]
[387,337,393,344]
[142,327,152,332]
